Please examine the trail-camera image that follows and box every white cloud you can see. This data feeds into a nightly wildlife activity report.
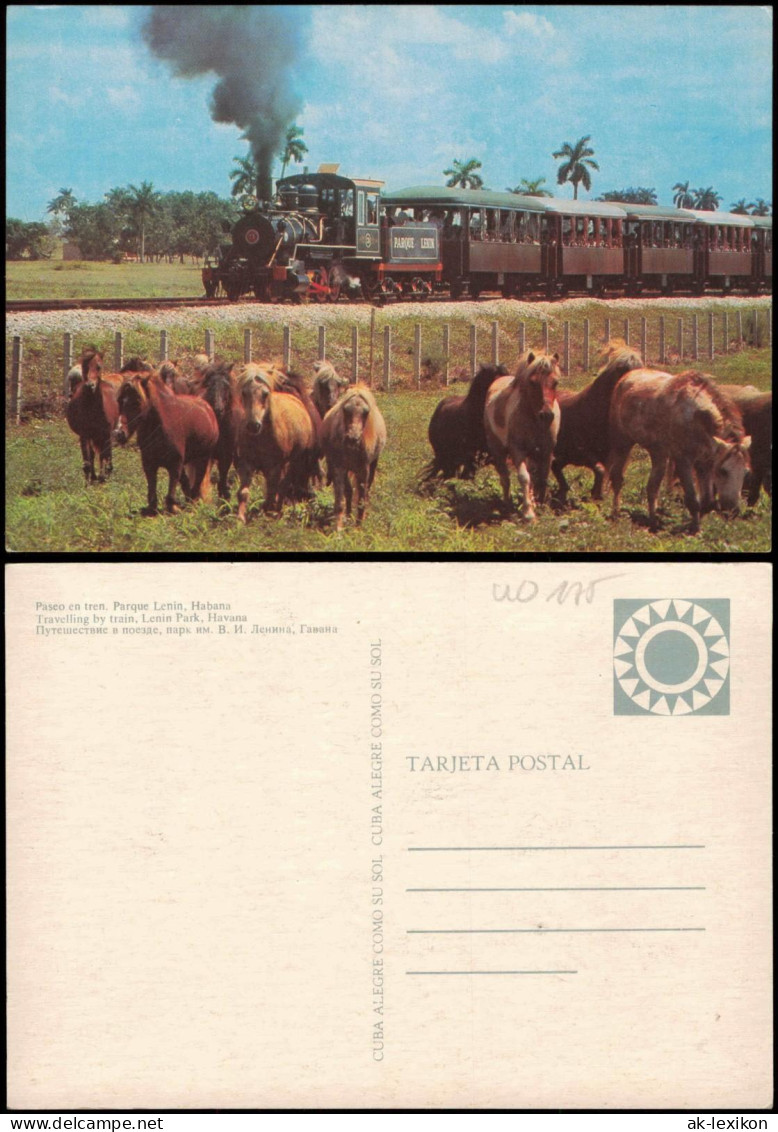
[502,11,555,37]
[105,85,142,111]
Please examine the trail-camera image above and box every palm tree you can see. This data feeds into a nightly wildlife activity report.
[128,181,160,262]
[443,158,484,190]
[693,186,721,211]
[507,177,552,197]
[749,198,771,216]
[672,181,695,208]
[552,135,599,199]
[46,188,76,219]
[279,125,308,180]
[730,199,751,215]
[229,154,260,198]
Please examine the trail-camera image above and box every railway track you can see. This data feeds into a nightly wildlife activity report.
[6,296,231,314]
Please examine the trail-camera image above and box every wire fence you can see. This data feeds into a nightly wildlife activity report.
[6,305,773,422]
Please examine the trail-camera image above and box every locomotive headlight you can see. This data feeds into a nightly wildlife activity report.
[241,195,258,212]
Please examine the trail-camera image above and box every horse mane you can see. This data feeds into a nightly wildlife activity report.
[121,356,153,374]
[674,370,744,442]
[465,363,508,408]
[202,361,234,416]
[515,350,560,387]
[313,360,341,382]
[593,339,643,389]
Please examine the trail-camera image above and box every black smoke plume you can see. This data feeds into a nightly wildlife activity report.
[141,6,302,200]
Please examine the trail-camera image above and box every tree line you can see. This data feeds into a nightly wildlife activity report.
[443,136,771,213]
[5,124,311,262]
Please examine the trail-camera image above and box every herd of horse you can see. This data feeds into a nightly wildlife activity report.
[65,338,770,535]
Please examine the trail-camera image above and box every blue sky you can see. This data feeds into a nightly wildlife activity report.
[6,5,773,222]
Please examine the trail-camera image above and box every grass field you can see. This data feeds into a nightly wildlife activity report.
[6,345,771,553]
[6,259,205,300]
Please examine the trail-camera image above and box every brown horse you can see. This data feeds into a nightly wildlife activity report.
[65,348,120,482]
[718,384,772,504]
[311,360,350,419]
[483,351,562,520]
[235,370,318,522]
[114,373,219,515]
[199,361,243,500]
[608,369,751,533]
[422,363,508,481]
[552,339,643,502]
[321,385,387,531]
[238,362,323,490]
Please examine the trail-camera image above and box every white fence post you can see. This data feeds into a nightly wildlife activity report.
[491,320,499,365]
[383,326,391,391]
[659,316,666,364]
[443,325,450,385]
[114,331,124,372]
[63,332,74,396]
[469,324,477,379]
[318,325,326,360]
[11,336,23,423]
[352,325,360,384]
[160,330,169,362]
[244,329,252,364]
[205,330,215,361]
[283,325,291,369]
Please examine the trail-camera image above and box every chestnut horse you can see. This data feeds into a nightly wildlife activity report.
[114,373,219,514]
[321,385,387,531]
[422,363,508,481]
[235,370,318,522]
[718,384,772,504]
[483,351,562,520]
[552,339,643,502]
[65,348,120,482]
[608,369,751,533]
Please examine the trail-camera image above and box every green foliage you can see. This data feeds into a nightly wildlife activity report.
[230,154,260,198]
[507,178,552,197]
[672,181,695,208]
[553,136,599,200]
[597,187,658,205]
[5,219,55,260]
[692,186,721,211]
[279,125,308,180]
[443,159,484,190]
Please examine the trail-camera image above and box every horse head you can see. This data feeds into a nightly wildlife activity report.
[712,435,752,514]
[114,376,150,444]
[240,374,271,437]
[81,348,104,393]
[521,351,561,422]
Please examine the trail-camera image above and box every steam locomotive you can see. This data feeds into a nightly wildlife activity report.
[202,168,772,303]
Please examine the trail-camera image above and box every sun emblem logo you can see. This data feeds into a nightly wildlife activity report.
[613,599,730,716]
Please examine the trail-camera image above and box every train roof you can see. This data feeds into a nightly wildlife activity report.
[382,186,549,213]
[277,172,384,191]
[617,204,699,221]
[750,214,773,229]
[686,208,755,227]
[540,198,626,219]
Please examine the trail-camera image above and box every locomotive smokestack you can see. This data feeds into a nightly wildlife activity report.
[141,6,301,202]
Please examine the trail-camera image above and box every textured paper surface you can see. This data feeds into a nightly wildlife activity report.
[6,562,772,1109]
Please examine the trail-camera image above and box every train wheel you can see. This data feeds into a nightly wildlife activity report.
[252,280,270,301]
[361,276,379,303]
[310,266,330,304]
[226,279,243,302]
[328,272,342,303]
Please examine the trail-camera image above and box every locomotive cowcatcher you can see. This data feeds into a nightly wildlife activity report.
[202,167,442,303]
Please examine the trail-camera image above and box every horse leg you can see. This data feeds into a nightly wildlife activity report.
[189,458,211,502]
[516,459,536,521]
[608,443,632,518]
[356,467,369,524]
[80,437,95,483]
[591,463,606,500]
[98,433,113,481]
[140,452,159,516]
[645,451,668,531]
[694,459,715,515]
[493,454,512,511]
[164,460,183,514]
[344,471,354,517]
[676,458,702,533]
[236,463,252,524]
[332,467,347,531]
[552,457,570,505]
[264,465,282,513]
[746,464,763,507]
